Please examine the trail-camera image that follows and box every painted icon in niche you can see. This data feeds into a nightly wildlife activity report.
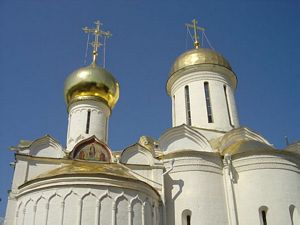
[76,143,108,161]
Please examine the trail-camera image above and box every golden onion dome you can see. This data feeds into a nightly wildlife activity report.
[170,48,232,75]
[167,48,236,95]
[64,63,119,109]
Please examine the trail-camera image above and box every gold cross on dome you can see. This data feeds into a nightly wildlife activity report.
[185,19,205,49]
[83,20,112,64]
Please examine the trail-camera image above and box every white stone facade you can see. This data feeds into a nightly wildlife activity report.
[5,127,300,225]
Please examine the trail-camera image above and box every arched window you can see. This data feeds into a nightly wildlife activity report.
[182,209,192,225]
[204,82,213,123]
[259,206,268,225]
[185,86,192,126]
[290,205,295,225]
[85,109,91,134]
[224,85,234,127]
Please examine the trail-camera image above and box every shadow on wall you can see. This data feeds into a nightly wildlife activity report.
[164,174,184,225]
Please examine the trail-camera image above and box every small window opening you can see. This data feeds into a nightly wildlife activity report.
[259,208,268,225]
[204,82,213,123]
[185,86,192,126]
[173,95,176,126]
[187,215,191,225]
[85,110,91,134]
[182,209,192,225]
[290,205,295,225]
[224,85,234,127]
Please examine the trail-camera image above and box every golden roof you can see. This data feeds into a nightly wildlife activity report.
[169,48,232,76]
[64,64,119,109]
[36,161,137,180]
[167,48,236,95]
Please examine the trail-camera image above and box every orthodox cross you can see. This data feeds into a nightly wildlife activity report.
[185,19,205,49]
[83,20,112,64]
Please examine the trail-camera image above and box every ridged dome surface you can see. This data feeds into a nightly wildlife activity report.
[64,64,119,109]
[169,48,232,76]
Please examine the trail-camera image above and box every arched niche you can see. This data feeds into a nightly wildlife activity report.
[71,136,112,162]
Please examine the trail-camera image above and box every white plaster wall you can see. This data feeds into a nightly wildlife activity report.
[225,86,239,127]
[11,157,61,192]
[232,154,300,225]
[67,100,110,150]
[13,184,159,225]
[164,155,228,225]
[170,71,239,137]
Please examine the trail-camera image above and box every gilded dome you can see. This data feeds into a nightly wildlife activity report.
[167,48,236,95]
[64,64,119,109]
[169,48,232,76]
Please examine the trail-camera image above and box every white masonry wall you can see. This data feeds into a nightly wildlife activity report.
[164,153,228,225]
[170,70,239,135]
[66,100,110,151]
[231,153,300,225]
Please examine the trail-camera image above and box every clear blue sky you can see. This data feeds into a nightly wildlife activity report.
[0,0,299,217]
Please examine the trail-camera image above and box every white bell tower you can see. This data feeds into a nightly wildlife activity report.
[64,21,119,151]
[166,19,239,139]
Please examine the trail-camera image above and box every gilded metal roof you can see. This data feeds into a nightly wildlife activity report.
[169,48,232,76]
[64,64,119,109]
[36,161,137,180]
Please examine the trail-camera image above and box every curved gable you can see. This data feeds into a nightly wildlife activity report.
[71,136,112,162]
[159,125,212,153]
[219,127,274,155]
[11,135,65,158]
[120,144,155,166]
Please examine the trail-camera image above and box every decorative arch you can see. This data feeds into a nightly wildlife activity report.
[15,201,24,225]
[63,189,79,202]
[34,196,47,225]
[99,191,113,225]
[131,195,143,225]
[114,192,129,204]
[24,199,34,225]
[120,144,155,165]
[219,127,274,155]
[115,193,129,225]
[159,124,213,152]
[130,195,143,205]
[63,190,79,225]
[70,135,112,162]
[98,190,111,202]
[47,193,62,225]
[81,190,97,200]
[80,191,98,225]
[47,192,62,202]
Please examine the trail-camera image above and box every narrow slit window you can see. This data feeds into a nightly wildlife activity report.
[289,205,295,225]
[173,95,176,126]
[182,210,192,225]
[85,110,91,134]
[224,85,234,127]
[185,86,192,126]
[261,210,267,225]
[204,82,213,123]
[187,215,191,225]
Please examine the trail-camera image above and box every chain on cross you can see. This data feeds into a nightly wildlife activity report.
[83,20,112,64]
[185,19,205,49]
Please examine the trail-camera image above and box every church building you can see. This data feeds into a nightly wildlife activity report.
[4,20,300,225]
